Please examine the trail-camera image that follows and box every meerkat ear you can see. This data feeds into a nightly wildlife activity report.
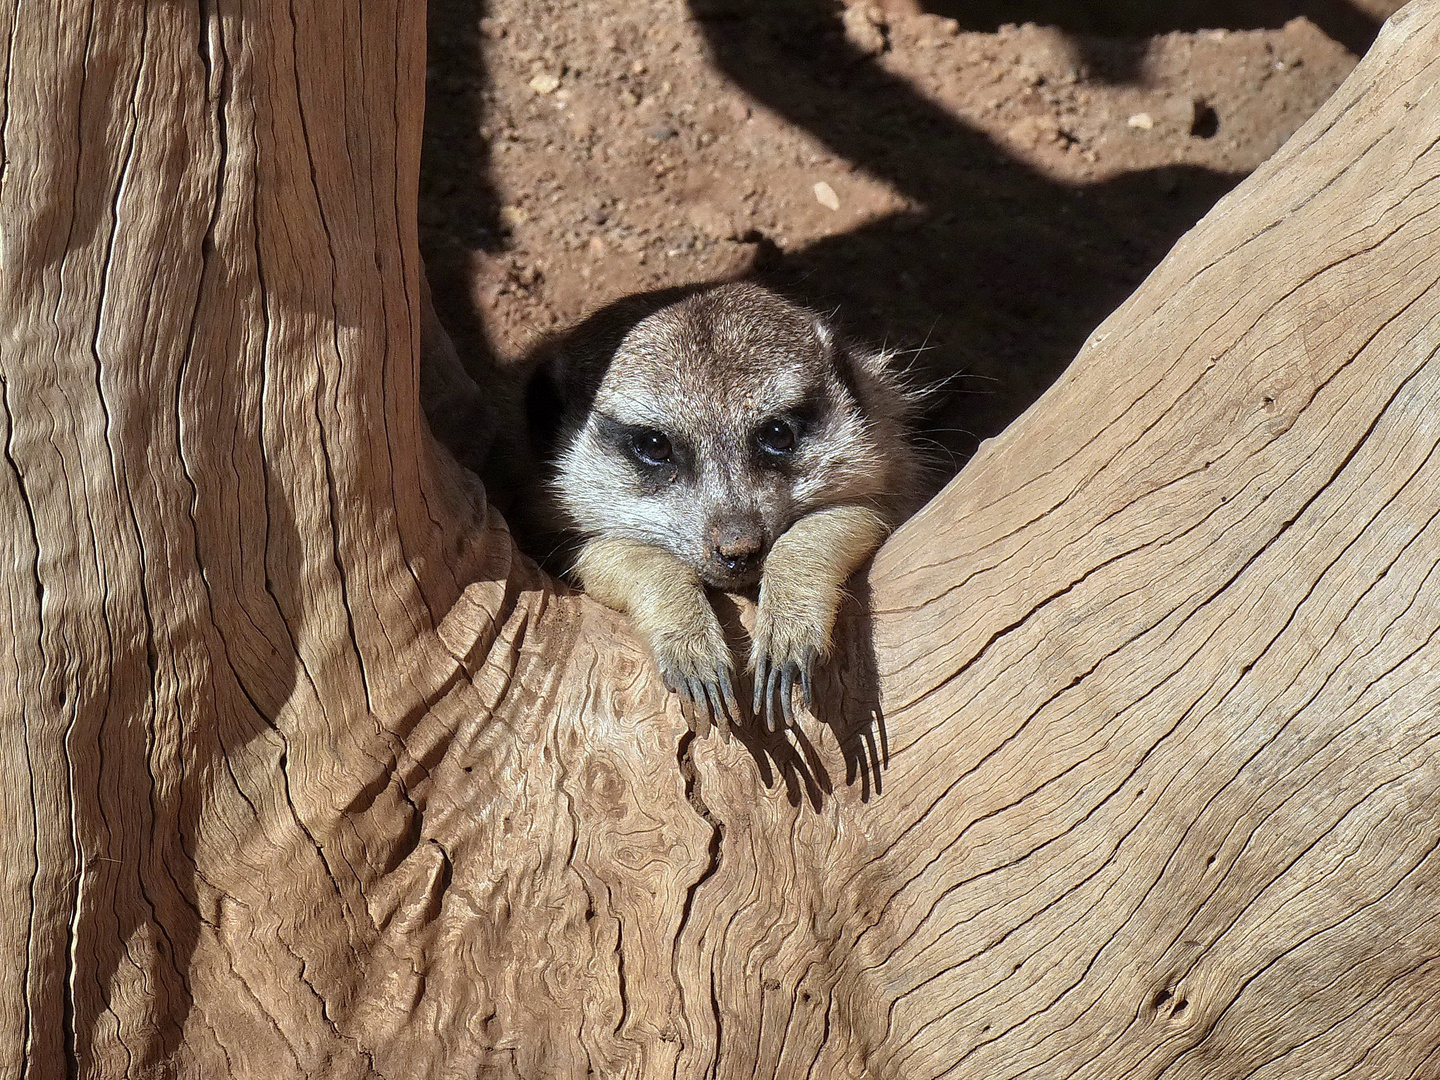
[815,313,871,405]
[818,312,923,430]
[813,315,857,384]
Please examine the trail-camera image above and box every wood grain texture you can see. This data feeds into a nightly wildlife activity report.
[1,0,1438,1077]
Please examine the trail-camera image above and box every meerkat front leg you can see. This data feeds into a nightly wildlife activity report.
[574,535,741,731]
[751,504,890,730]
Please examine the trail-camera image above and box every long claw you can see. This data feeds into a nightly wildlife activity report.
[718,669,740,724]
[765,665,783,732]
[708,676,733,742]
[800,665,814,712]
[780,664,796,727]
[691,695,712,739]
[752,656,768,717]
[687,676,710,708]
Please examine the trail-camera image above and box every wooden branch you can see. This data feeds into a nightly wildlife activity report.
[2,0,1439,1077]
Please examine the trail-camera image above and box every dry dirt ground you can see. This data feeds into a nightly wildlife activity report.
[419,0,1402,485]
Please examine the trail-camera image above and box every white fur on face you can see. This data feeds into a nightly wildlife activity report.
[556,380,891,579]
[550,285,915,582]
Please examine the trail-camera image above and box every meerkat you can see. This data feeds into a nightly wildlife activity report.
[520,281,924,733]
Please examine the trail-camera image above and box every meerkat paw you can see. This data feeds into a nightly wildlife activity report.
[573,534,740,736]
[649,621,741,737]
[748,504,889,730]
[749,595,830,732]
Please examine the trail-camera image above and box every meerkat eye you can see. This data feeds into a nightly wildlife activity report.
[755,418,797,458]
[629,429,673,466]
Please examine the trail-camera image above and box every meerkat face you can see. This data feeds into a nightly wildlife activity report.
[550,283,903,590]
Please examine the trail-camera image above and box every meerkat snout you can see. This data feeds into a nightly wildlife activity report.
[528,280,926,733]
[709,514,767,584]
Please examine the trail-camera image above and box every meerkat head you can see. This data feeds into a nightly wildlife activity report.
[541,282,916,590]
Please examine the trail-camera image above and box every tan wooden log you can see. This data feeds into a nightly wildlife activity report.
[3,0,1440,1076]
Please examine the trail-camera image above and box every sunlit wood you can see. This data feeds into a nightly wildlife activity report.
[1,1,1437,1076]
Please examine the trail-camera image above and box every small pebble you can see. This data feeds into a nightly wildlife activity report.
[528,72,561,95]
[1127,112,1155,130]
[813,181,840,211]
[842,6,886,55]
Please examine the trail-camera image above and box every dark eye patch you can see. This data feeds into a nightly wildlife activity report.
[596,414,689,482]
[751,393,824,469]
[755,417,796,457]
[631,429,672,465]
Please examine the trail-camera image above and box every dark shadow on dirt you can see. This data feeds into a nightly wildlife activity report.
[690,0,1249,472]
[925,0,1386,68]
[421,0,504,374]
[423,0,1387,473]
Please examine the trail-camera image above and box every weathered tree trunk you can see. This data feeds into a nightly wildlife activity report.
[3,0,1439,1076]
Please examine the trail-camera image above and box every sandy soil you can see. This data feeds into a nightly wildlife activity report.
[419,0,1400,478]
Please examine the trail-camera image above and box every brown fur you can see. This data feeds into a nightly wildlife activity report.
[498,282,925,733]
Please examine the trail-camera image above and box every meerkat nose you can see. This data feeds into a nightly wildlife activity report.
[711,517,766,575]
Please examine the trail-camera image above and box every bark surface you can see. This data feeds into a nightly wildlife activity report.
[2,1,1439,1077]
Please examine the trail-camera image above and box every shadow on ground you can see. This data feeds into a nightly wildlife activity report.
[688,0,1252,472]
[424,0,1386,473]
[927,0,1384,64]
